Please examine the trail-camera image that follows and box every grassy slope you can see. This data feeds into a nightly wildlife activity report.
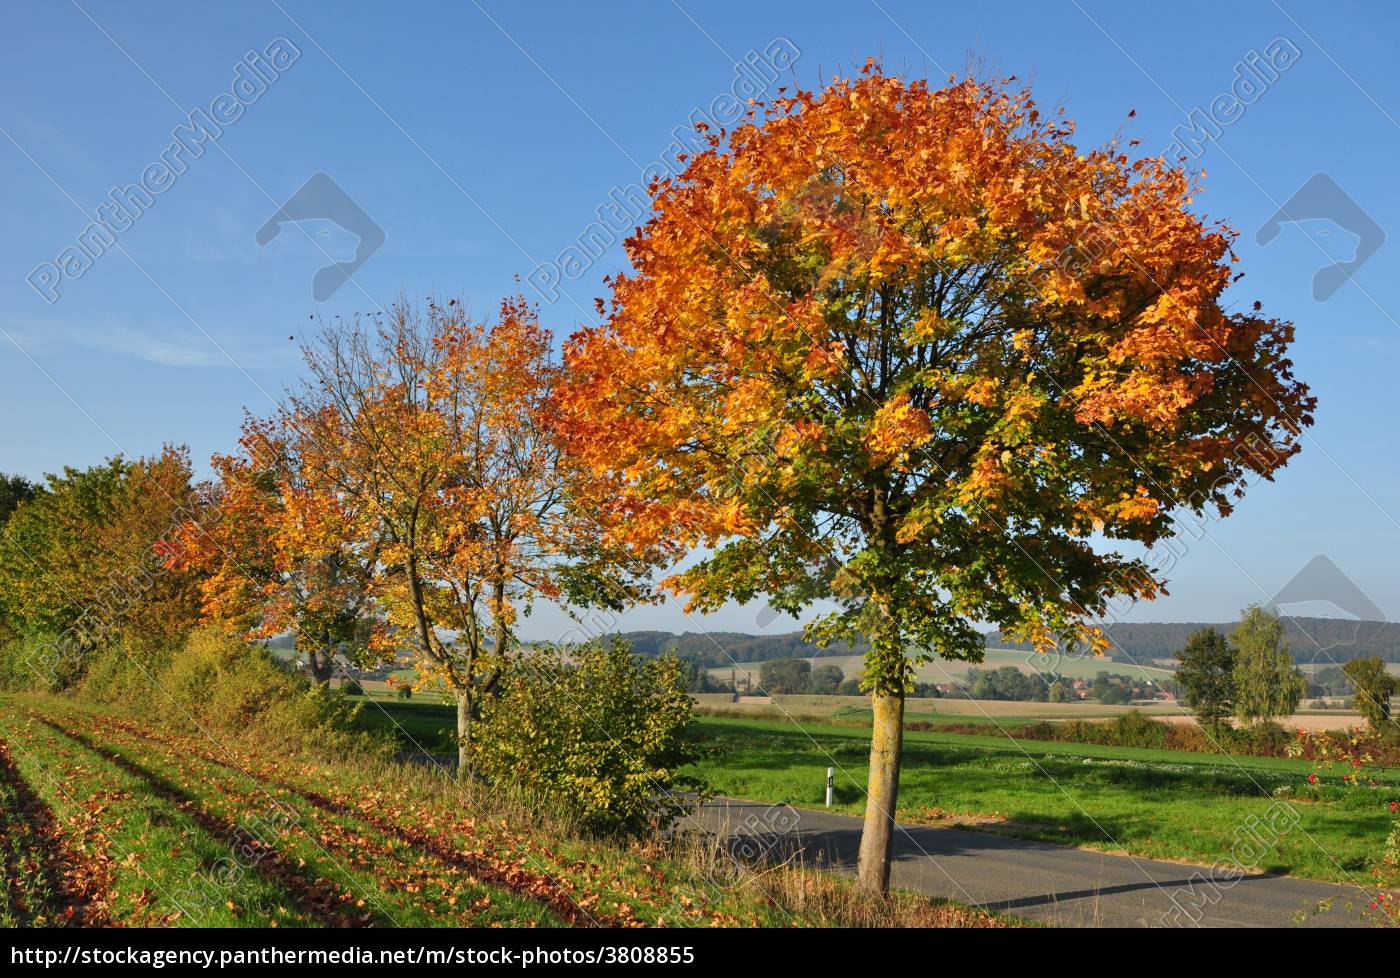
[687,715,1400,885]
[0,693,1005,929]
[0,695,775,927]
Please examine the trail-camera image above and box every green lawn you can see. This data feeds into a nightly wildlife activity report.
[349,696,458,755]
[687,715,1400,885]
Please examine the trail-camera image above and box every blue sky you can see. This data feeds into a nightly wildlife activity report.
[3,0,1398,639]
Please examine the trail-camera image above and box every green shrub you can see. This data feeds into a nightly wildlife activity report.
[80,635,174,704]
[1057,719,1110,745]
[0,632,84,693]
[1021,721,1057,741]
[474,640,702,836]
[1235,720,1289,755]
[1164,723,1218,754]
[1107,710,1169,749]
[0,637,32,691]
[0,637,30,691]
[158,627,377,757]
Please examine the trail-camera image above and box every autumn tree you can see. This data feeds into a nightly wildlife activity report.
[0,473,35,526]
[1231,605,1304,725]
[0,448,201,686]
[1343,656,1398,736]
[285,296,641,772]
[0,472,36,648]
[556,64,1312,892]
[168,418,377,684]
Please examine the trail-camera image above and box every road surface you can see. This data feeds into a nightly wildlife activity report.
[695,798,1377,928]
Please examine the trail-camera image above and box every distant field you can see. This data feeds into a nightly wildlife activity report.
[341,678,453,705]
[354,691,1374,755]
[691,693,1181,724]
[351,696,458,754]
[706,647,1175,690]
[690,694,1369,732]
[1298,660,1400,677]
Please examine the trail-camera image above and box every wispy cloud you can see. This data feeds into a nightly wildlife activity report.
[6,317,292,370]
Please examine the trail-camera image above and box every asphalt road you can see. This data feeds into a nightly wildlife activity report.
[695,798,1377,928]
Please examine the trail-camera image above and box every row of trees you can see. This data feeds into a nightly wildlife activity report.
[163,298,657,775]
[0,440,698,835]
[3,62,1315,893]
[619,629,869,667]
[1176,607,1305,731]
[0,450,202,683]
[756,657,846,694]
[963,665,1054,702]
[1176,605,1396,735]
[955,667,1169,704]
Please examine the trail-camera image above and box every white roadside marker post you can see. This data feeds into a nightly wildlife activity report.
[825,767,834,808]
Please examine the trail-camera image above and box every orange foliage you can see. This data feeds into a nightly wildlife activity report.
[556,61,1312,683]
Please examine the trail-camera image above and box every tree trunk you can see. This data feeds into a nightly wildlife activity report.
[492,577,508,658]
[455,689,472,778]
[307,647,335,685]
[857,690,905,895]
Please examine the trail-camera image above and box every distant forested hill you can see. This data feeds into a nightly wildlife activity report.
[608,616,1400,667]
[986,617,1400,664]
[603,630,868,668]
